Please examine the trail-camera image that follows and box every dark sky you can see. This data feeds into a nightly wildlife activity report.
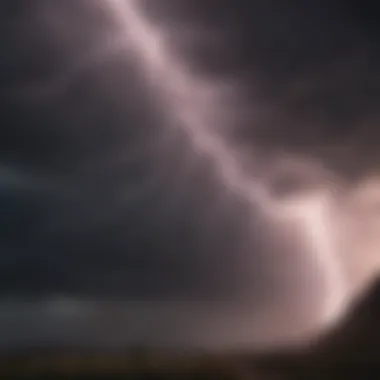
[0,0,380,352]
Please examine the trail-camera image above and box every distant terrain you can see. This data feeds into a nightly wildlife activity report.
[1,282,380,379]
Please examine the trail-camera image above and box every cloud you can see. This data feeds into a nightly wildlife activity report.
[0,0,380,353]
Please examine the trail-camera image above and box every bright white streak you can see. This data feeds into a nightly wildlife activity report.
[99,0,349,336]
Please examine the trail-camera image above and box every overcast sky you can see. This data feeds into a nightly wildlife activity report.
[0,0,380,352]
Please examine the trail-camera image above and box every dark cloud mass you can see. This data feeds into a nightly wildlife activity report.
[0,0,380,352]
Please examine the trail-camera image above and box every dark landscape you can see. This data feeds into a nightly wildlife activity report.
[1,282,380,379]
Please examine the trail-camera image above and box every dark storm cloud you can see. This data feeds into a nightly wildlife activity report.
[0,0,262,300]
[0,0,380,351]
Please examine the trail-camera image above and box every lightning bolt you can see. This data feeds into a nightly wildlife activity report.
[94,0,349,335]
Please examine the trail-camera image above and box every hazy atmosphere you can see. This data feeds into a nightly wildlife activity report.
[1,0,380,356]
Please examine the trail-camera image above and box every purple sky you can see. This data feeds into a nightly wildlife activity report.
[0,0,380,352]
